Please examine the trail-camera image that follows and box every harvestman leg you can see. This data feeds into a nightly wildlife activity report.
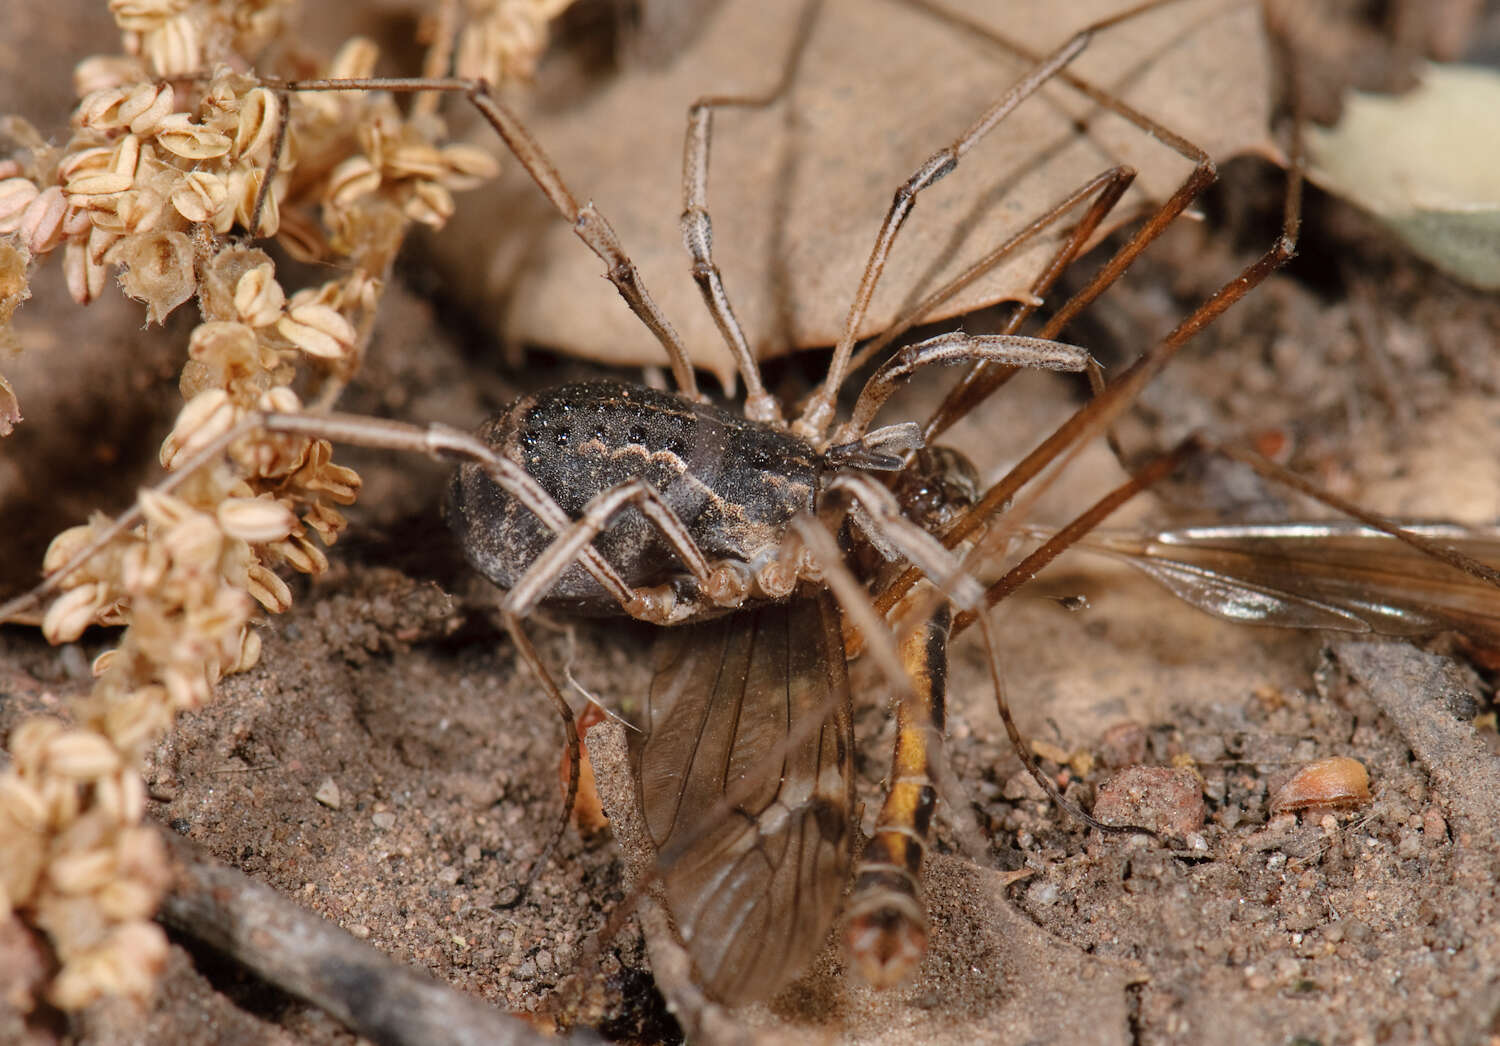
[794,0,1204,439]
[275,75,702,402]
[677,0,823,424]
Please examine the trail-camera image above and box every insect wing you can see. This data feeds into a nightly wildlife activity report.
[631,592,854,1005]
[1091,523,1500,645]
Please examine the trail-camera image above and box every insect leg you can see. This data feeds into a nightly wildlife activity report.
[843,164,1137,378]
[795,0,1193,438]
[275,75,701,401]
[875,166,1302,622]
[914,0,1226,441]
[501,610,584,905]
[2,410,705,629]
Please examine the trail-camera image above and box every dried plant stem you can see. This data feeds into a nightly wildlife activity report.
[158,831,552,1046]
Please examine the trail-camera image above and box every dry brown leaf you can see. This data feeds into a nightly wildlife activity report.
[437,0,1275,388]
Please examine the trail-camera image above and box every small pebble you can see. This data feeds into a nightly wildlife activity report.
[314,778,341,810]
[1026,880,1059,908]
[1422,808,1447,846]
[372,811,396,830]
[1003,770,1046,801]
[1094,765,1206,835]
[349,924,371,939]
[1098,722,1148,768]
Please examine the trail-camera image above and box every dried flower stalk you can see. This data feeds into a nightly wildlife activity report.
[0,0,569,1014]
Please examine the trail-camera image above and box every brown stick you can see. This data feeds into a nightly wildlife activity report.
[158,833,553,1046]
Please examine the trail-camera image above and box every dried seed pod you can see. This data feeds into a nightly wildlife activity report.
[231,263,285,327]
[47,850,117,895]
[113,229,195,323]
[233,87,280,160]
[42,583,109,644]
[108,0,191,33]
[229,168,279,237]
[142,12,202,78]
[154,113,231,160]
[90,187,165,236]
[76,86,131,130]
[403,180,455,227]
[216,497,296,543]
[324,155,381,210]
[57,146,114,183]
[44,730,121,780]
[94,877,157,922]
[73,55,147,97]
[65,171,134,198]
[63,239,107,305]
[277,301,355,360]
[233,627,262,672]
[0,177,40,233]
[118,82,174,137]
[20,186,68,255]
[327,35,379,80]
[245,563,292,613]
[0,775,51,834]
[94,771,146,825]
[387,142,445,181]
[170,170,228,225]
[438,143,501,189]
[42,524,104,578]
[110,134,141,178]
[1268,756,1371,815]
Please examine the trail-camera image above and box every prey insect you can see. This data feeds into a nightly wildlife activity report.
[8,0,1500,1037]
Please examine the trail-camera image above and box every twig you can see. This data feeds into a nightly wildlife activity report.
[157,832,557,1046]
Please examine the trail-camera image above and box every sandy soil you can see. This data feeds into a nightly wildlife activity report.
[3,4,1500,1045]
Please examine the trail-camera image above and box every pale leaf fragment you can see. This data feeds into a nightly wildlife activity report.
[1307,63,1500,290]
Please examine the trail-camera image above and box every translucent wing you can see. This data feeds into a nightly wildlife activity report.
[631,591,854,1005]
[1087,522,1500,646]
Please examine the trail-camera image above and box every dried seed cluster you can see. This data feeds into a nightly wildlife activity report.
[0,0,570,1013]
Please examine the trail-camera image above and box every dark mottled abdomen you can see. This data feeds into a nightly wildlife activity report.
[446,381,820,613]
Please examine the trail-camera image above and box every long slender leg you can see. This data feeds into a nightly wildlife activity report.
[1,411,682,628]
[273,76,701,402]
[679,0,823,424]
[794,0,1197,439]
[824,472,985,612]
[838,330,1091,444]
[501,611,584,905]
[913,0,1222,441]
[505,478,721,619]
[843,164,1137,377]
[874,173,1302,621]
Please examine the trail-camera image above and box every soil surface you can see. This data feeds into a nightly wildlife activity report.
[3,4,1500,1045]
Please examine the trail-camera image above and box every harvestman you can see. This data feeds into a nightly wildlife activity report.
[11,0,1500,1026]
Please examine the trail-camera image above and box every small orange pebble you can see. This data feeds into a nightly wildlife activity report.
[559,701,610,835]
[1268,756,1371,816]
